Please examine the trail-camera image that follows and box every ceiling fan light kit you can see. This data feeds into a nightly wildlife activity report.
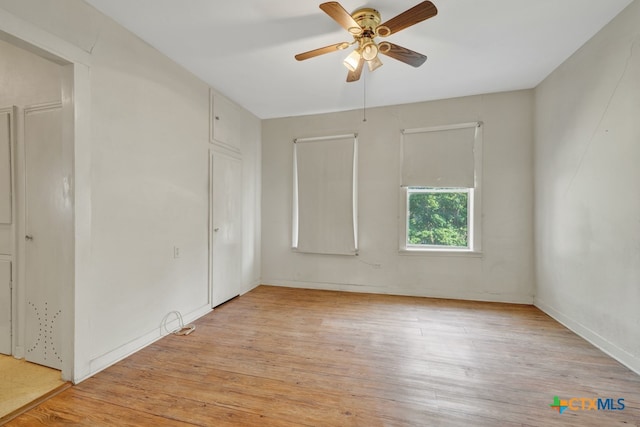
[343,50,361,71]
[367,55,383,72]
[361,41,378,61]
[295,1,438,82]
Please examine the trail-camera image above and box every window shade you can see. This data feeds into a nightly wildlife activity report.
[401,124,478,188]
[293,134,357,255]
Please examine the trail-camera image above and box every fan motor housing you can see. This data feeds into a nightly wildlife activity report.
[352,8,381,34]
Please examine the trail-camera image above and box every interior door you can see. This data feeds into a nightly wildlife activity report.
[210,150,242,307]
[24,104,69,370]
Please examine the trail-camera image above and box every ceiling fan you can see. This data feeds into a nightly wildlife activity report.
[295,1,438,82]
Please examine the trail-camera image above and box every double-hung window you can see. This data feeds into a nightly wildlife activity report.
[400,122,482,252]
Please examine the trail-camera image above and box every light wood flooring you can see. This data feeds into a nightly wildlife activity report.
[0,355,68,424]
[6,285,640,426]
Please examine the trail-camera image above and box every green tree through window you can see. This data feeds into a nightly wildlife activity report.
[408,189,468,247]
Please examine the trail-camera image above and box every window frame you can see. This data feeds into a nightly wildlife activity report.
[399,122,483,255]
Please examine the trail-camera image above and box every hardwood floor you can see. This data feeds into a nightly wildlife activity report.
[6,285,640,426]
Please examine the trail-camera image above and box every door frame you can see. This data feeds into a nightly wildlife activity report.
[0,8,92,382]
[0,105,16,356]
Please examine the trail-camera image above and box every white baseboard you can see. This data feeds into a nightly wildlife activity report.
[74,304,212,384]
[261,279,534,305]
[535,297,640,376]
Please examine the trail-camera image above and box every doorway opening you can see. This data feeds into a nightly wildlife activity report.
[0,29,76,413]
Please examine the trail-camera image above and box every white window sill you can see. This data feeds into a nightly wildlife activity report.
[399,248,483,257]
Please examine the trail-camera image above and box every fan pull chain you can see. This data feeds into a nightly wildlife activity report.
[363,71,367,122]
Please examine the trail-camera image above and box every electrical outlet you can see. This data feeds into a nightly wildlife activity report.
[173,246,180,258]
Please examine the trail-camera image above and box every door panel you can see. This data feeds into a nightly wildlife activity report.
[24,104,68,370]
[210,150,242,307]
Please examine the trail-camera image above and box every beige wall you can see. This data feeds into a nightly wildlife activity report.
[262,90,534,303]
[0,38,62,105]
[534,0,640,373]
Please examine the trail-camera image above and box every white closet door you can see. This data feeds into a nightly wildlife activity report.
[24,104,69,370]
[210,150,242,307]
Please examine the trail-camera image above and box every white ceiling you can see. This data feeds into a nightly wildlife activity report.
[84,0,633,119]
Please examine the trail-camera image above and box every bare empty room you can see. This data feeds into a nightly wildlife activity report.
[0,0,639,425]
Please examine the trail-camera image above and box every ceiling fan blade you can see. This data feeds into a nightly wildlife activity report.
[295,42,350,61]
[379,43,427,67]
[379,1,437,36]
[320,2,362,34]
[346,57,365,82]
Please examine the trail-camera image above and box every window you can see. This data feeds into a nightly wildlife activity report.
[400,122,482,252]
[407,187,472,249]
[292,134,358,255]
